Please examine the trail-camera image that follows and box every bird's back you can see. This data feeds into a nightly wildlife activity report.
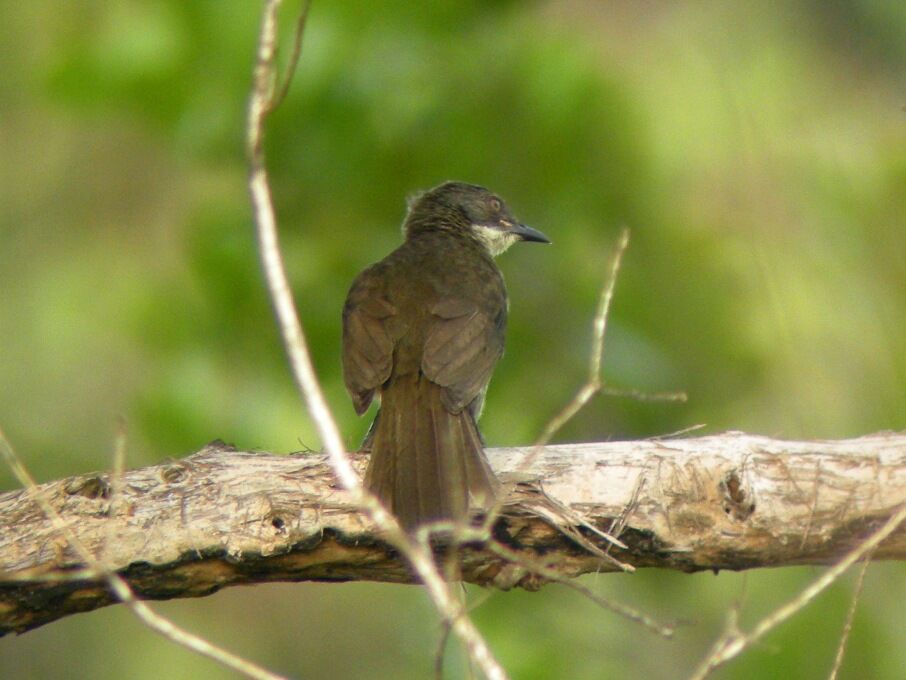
[346,230,507,390]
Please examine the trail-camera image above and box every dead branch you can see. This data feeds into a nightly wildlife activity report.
[1,431,904,635]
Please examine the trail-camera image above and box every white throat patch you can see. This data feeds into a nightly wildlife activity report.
[471,224,519,257]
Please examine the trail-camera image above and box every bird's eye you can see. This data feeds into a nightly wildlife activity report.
[489,197,502,212]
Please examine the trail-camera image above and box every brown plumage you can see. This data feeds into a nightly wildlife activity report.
[342,182,549,531]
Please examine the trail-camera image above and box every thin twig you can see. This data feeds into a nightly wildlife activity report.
[0,427,288,680]
[245,3,507,678]
[435,612,454,680]
[413,522,671,637]
[827,553,872,680]
[483,540,676,638]
[507,228,629,522]
[647,423,706,440]
[479,229,631,536]
[537,228,631,448]
[247,0,355,491]
[599,385,687,402]
[435,586,492,680]
[101,418,128,565]
[266,0,313,114]
[689,505,906,680]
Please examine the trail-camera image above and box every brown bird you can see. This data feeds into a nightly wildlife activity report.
[342,181,549,531]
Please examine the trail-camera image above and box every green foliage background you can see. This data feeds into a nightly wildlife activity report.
[1,1,904,678]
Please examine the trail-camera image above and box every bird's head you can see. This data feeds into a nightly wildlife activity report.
[404,181,550,256]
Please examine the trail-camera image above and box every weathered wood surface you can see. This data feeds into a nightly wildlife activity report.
[1,432,904,635]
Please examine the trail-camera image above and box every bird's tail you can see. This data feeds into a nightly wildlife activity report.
[363,375,499,532]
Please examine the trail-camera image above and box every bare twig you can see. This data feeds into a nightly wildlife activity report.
[266,0,313,114]
[484,540,676,638]
[689,505,906,680]
[599,385,688,402]
[535,228,631,448]
[245,3,507,678]
[247,0,355,492]
[101,418,128,565]
[416,520,669,636]
[0,427,288,680]
[479,229,632,539]
[435,622,453,680]
[435,587,492,680]
[489,229,684,523]
[827,553,872,680]
[647,423,706,440]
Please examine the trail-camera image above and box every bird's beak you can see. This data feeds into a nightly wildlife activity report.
[509,222,551,244]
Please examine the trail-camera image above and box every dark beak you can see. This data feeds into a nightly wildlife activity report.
[510,223,551,244]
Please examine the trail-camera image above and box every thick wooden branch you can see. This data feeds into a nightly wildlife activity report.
[1,432,904,635]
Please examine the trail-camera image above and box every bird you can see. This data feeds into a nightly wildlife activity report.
[341,181,549,531]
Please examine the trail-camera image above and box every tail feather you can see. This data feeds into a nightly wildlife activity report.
[363,375,499,531]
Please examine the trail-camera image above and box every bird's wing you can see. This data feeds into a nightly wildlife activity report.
[342,270,396,415]
[422,297,505,414]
